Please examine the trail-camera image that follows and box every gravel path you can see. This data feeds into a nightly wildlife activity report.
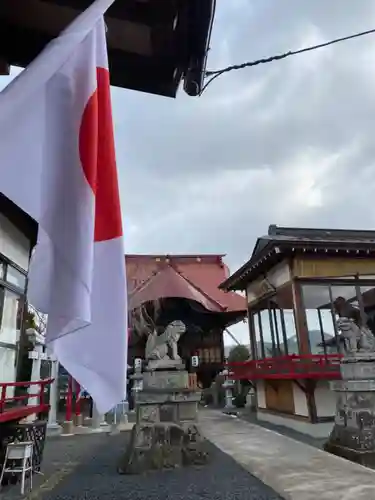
[1,433,109,500]
[6,431,283,500]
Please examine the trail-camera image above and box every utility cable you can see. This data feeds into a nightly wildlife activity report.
[201,27,375,95]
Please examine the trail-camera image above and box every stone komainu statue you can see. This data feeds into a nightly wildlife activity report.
[318,296,375,354]
[145,320,186,361]
[337,317,375,354]
[333,296,366,328]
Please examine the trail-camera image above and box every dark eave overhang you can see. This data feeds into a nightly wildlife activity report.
[0,193,38,247]
[220,240,375,291]
[0,0,216,98]
[182,0,216,96]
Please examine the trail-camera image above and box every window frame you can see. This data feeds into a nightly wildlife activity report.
[297,277,375,354]
[0,253,27,349]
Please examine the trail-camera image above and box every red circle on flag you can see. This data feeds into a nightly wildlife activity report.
[79,67,123,242]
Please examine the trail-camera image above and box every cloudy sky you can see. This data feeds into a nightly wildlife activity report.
[2,0,375,344]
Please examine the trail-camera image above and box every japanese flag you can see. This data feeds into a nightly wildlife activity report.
[0,0,127,413]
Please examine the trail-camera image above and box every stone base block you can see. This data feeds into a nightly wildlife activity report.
[83,417,92,427]
[119,413,129,424]
[324,441,375,467]
[74,414,83,427]
[146,359,185,371]
[61,420,74,435]
[327,422,375,449]
[46,423,62,437]
[142,370,189,390]
[118,422,210,474]
[137,400,199,424]
[340,362,375,380]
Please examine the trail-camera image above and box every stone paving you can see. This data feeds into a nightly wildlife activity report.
[237,410,326,449]
[2,426,282,500]
[200,409,375,500]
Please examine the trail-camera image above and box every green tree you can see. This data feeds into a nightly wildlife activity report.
[227,345,251,407]
[228,344,250,363]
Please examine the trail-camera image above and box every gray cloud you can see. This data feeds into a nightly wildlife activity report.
[2,1,375,343]
[112,0,375,275]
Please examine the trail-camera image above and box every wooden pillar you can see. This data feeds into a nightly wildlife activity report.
[268,306,277,356]
[292,280,317,424]
[305,380,318,423]
[292,280,310,355]
[279,309,289,355]
[247,307,257,360]
[257,312,266,359]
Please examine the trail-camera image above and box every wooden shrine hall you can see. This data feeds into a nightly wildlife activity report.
[127,254,247,389]
[221,225,375,437]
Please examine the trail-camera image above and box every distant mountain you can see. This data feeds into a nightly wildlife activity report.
[308,329,334,354]
[289,330,333,346]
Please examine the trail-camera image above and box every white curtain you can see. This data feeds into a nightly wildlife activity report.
[0,289,19,345]
[0,290,20,399]
[0,347,16,399]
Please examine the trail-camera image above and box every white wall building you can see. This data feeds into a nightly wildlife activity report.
[0,195,36,398]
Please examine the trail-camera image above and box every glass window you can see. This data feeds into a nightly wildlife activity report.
[272,285,297,354]
[305,308,337,354]
[300,283,375,354]
[269,307,283,355]
[355,284,375,335]
[252,299,297,359]
[6,266,26,291]
[272,308,298,355]
[0,289,22,345]
[302,284,338,353]
[0,346,17,399]
[259,309,275,357]
[283,310,298,354]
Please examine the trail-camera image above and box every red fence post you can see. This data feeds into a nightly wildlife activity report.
[66,376,73,422]
[38,380,45,407]
[74,380,82,425]
[0,384,6,413]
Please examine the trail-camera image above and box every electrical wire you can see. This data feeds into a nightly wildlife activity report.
[200,27,375,95]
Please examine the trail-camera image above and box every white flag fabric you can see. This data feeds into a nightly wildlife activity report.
[0,0,127,413]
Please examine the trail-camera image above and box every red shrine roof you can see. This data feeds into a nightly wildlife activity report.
[126,254,246,313]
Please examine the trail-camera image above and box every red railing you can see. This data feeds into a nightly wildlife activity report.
[60,376,85,423]
[0,378,54,423]
[227,354,343,381]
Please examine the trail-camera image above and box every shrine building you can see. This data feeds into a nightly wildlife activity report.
[220,225,375,437]
[0,195,37,404]
[126,254,247,388]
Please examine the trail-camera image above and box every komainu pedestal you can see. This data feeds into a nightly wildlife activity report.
[118,369,209,474]
[325,353,375,467]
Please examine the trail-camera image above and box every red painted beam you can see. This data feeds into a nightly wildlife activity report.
[0,404,50,423]
[230,372,341,380]
[226,354,342,381]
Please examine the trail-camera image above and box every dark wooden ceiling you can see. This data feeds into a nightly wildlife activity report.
[0,0,215,97]
[0,194,38,247]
